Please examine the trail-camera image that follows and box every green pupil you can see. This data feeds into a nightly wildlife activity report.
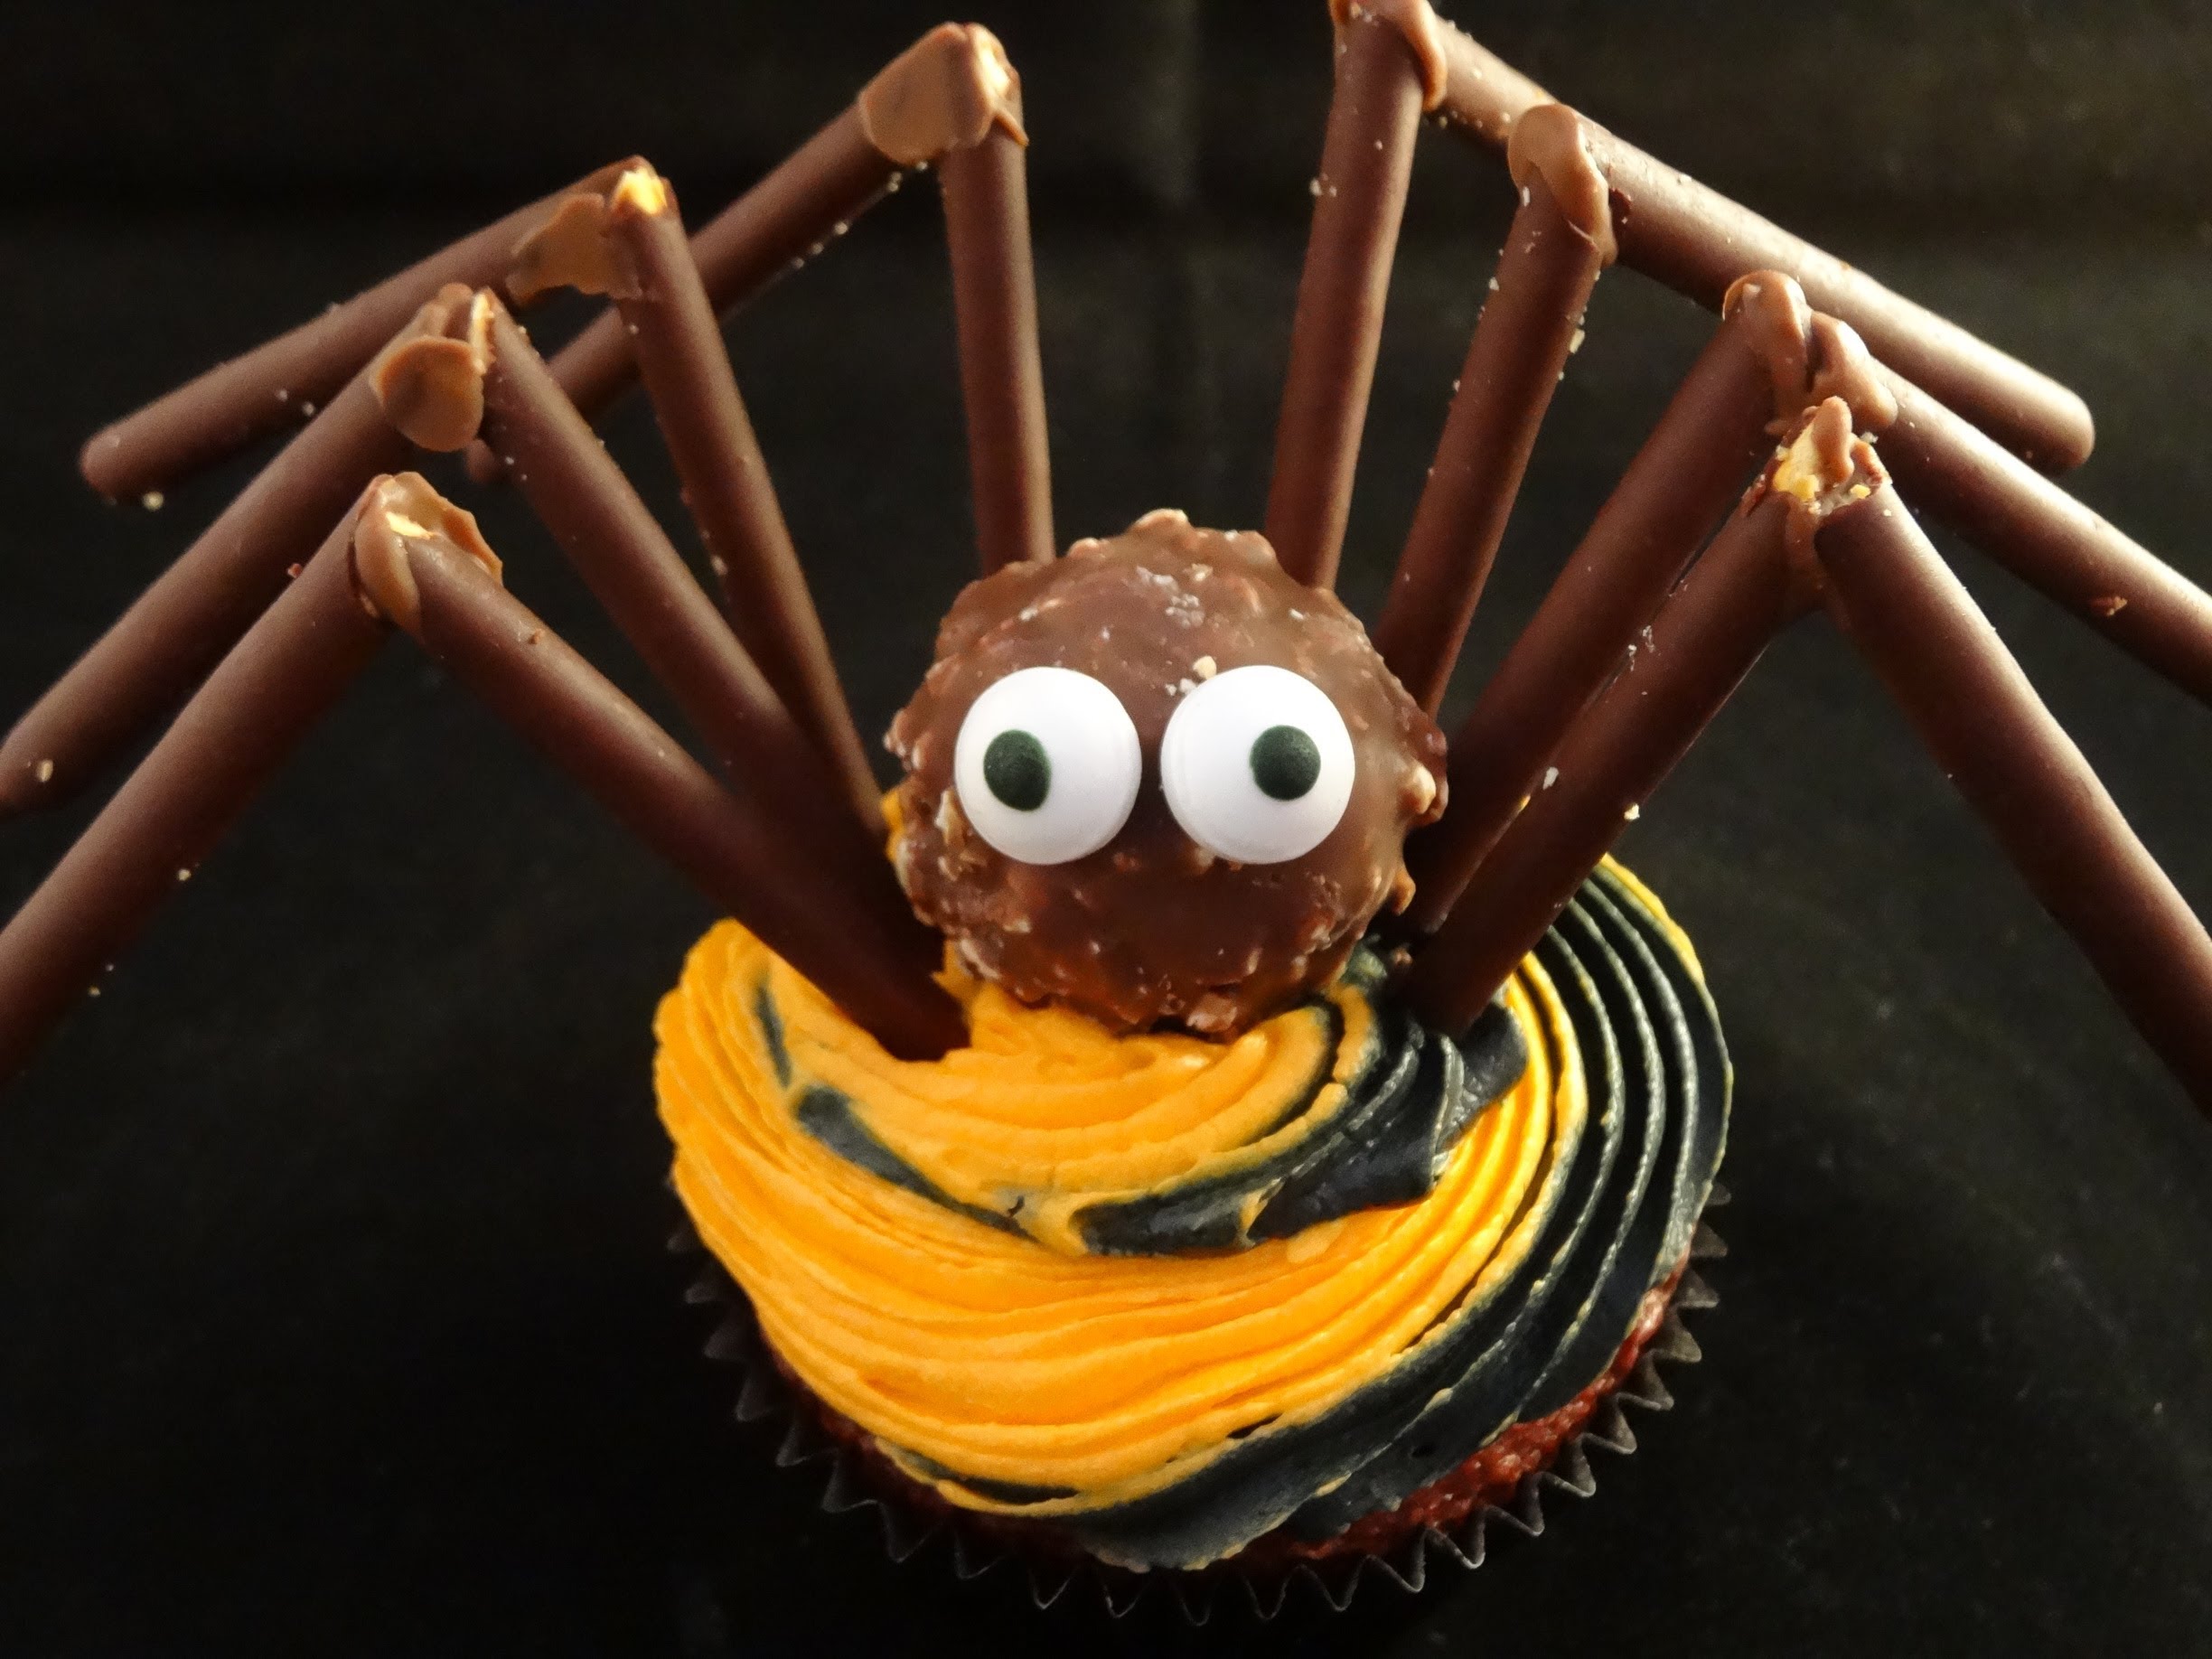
[982,728,1052,811]
[1251,725,1321,801]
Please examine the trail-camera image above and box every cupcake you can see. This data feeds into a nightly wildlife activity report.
[651,513,1730,1598]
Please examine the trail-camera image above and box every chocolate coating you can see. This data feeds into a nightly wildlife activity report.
[889,510,1447,1036]
[1394,0,2095,471]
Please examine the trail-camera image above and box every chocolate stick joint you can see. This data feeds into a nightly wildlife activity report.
[507,164,883,826]
[1405,402,1861,1036]
[514,118,895,465]
[1814,484,2212,1112]
[375,289,898,895]
[1371,104,1617,713]
[1351,0,2095,473]
[1403,271,1893,933]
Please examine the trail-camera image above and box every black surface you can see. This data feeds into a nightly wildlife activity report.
[3,1,2209,1653]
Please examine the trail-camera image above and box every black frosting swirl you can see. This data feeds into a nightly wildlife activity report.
[900,867,1729,1569]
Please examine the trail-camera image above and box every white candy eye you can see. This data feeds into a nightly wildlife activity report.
[952,667,1141,865]
[1159,665,1354,864]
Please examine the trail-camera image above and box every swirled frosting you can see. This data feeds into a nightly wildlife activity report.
[654,862,1727,1570]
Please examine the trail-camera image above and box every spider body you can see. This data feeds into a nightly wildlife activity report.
[889,509,1445,1035]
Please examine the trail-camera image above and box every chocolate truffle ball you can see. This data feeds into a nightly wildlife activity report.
[887,509,1447,1037]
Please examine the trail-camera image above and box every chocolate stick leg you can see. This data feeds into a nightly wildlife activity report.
[381,292,895,900]
[1363,0,2096,470]
[1874,370,2212,707]
[1402,406,1867,1036]
[0,488,391,1084]
[1263,5,1429,590]
[79,164,627,501]
[1371,108,1616,713]
[1814,483,2212,1111]
[1401,272,1891,933]
[595,167,882,826]
[939,120,1055,572]
[0,292,490,816]
[351,486,961,1062]
[518,23,1031,458]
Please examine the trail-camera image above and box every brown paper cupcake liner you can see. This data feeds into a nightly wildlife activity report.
[666,1182,1728,1625]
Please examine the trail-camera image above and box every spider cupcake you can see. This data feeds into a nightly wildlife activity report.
[2,0,2209,1614]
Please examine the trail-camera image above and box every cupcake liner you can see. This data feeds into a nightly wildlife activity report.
[667,1182,1728,1625]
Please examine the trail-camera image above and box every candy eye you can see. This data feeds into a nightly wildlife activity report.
[952,667,1141,864]
[1159,665,1355,863]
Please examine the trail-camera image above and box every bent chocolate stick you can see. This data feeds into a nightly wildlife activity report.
[1402,273,1894,933]
[1587,127,2092,470]
[1264,3,1429,589]
[512,115,893,468]
[0,486,394,1084]
[1404,405,1864,1036]
[79,164,630,502]
[1872,370,2212,707]
[0,293,485,816]
[1815,482,2212,1113]
[940,122,1055,572]
[594,166,882,826]
[1372,107,1615,713]
[1350,0,2095,472]
[380,292,895,902]
[353,489,961,1062]
[521,23,1031,458]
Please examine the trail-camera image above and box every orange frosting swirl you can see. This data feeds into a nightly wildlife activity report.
[653,921,1586,1514]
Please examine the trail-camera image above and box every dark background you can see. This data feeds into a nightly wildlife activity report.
[3,0,2209,1652]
